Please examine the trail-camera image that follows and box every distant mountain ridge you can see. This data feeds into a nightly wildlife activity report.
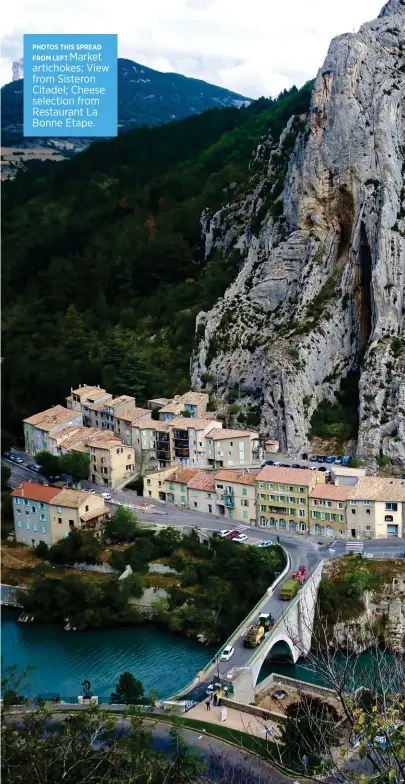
[1,57,251,153]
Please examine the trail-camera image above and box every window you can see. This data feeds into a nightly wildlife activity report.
[116,448,123,455]
[40,503,44,510]
[289,486,294,492]
[181,495,186,505]
[230,441,233,446]
[243,511,248,519]
[217,484,223,490]
[24,500,29,507]
[17,521,22,528]
[33,525,38,532]
[260,504,266,512]
[58,517,62,524]
[366,525,371,531]
[350,500,357,505]
[25,510,30,516]
[366,508,371,516]
[337,502,343,509]
[193,502,198,508]
[32,506,36,513]
[242,488,247,496]
[385,503,397,511]
[181,485,186,492]
[57,506,62,513]
[241,500,249,507]
[289,508,295,515]
[41,526,46,534]
[26,523,31,530]
[14,498,20,505]
[385,515,394,522]
[313,499,318,506]
[363,500,371,505]
[299,487,304,493]
[147,479,151,486]
[228,451,232,456]
[299,509,306,517]
[351,509,356,515]
[40,514,46,522]
[327,502,332,508]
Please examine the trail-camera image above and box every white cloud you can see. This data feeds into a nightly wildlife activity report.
[1,0,384,96]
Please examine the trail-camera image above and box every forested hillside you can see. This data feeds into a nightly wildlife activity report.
[2,82,313,442]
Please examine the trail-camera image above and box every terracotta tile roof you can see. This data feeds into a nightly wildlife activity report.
[265,440,279,445]
[138,421,170,433]
[215,469,260,486]
[256,466,321,486]
[11,482,61,503]
[169,417,222,431]
[206,428,257,440]
[187,471,217,491]
[105,395,135,409]
[178,391,209,405]
[348,477,405,502]
[71,385,108,399]
[159,402,184,414]
[57,427,101,450]
[50,425,86,446]
[116,407,151,423]
[52,488,96,508]
[310,484,352,501]
[166,467,200,484]
[24,405,81,430]
[80,506,110,521]
[148,398,170,406]
[331,466,366,476]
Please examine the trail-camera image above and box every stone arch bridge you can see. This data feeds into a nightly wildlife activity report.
[225,560,324,704]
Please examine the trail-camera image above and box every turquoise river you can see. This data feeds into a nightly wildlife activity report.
[2,609,392,701]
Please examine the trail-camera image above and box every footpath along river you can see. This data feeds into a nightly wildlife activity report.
[2,609,396,702]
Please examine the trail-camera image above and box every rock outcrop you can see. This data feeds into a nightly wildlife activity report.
[192,0,405,463]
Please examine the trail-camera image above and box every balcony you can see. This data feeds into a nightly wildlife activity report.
[157,451,170,461]
[224,494,235,508]
[174,448,189,458]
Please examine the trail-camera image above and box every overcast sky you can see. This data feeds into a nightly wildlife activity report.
[1,0,383,96]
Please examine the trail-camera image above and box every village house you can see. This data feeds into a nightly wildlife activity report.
[80,395,136,431]
[215,469,259,525]
[255,466,325,533]
[114,407,151,446]
[66,385,112,413]
[132,421,173,471]
[186,471,217,513]
[146,397,171,411]
[11,482,109,547]
[347,477,405,539]
[169,417,223,467]
[158,391,209,421]
[205,428,262,468]
[23,406,83,456]
[80,435,136,489]
[330,466,367,486]
[309,484,352,538]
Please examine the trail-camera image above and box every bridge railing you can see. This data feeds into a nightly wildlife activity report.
[247,559,324,666]
[164,547,291,701]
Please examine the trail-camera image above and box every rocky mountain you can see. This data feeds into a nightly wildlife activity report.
[1,58,251,150]
[192,0,405,465]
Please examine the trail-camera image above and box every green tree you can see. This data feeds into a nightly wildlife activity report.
[60,451,91,483]
[34,450,61,478]
[105,506,139,542]
[110,671,144,704]
[1,660,33,706]
[34,540,49,559]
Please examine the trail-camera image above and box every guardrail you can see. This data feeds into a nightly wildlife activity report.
[165,546,291,700]
[247,559,324,666]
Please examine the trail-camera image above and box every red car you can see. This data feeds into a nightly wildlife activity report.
[226,530,241,539]
[292,565,306,580]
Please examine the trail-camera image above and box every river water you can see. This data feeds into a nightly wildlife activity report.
[2,609,397,701]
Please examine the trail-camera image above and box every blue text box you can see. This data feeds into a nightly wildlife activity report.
[23,34,117,137]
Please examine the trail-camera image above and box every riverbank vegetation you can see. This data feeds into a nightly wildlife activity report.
[13,517,286,640]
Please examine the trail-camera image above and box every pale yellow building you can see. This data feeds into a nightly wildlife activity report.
[214,469,259,524]
[309,484,351,538]
[347,477,405,539]
[114,407,151,446]
[143,466,195,503]
[183,471,217,513]
[84,436,136,489]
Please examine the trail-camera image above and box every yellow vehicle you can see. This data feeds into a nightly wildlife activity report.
[280,579,299,601]
[243,624,265,648]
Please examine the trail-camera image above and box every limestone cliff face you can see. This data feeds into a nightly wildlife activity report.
[192,0,405,462]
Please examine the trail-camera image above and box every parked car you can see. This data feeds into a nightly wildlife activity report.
[102,492,112,501]
[88,489,96,494]
[310,455,318,461]
[256,540,273,547]
[292,463,301,468]
[265,460,274,465]
[273,462,282,466]
[3,451,12,459]
[317,466,327,472]
[27,463,41,472]
[227,530,241,539]
[220,645,234,661]
[326,456,336,464]
[217,530,232,538]
[233,533,248,543]
[310,465,318,470]
[317,456,327,463]
[10,454,24,464]
[48,475,60,482]
[334,457,343,465]
[341,455,352,466]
